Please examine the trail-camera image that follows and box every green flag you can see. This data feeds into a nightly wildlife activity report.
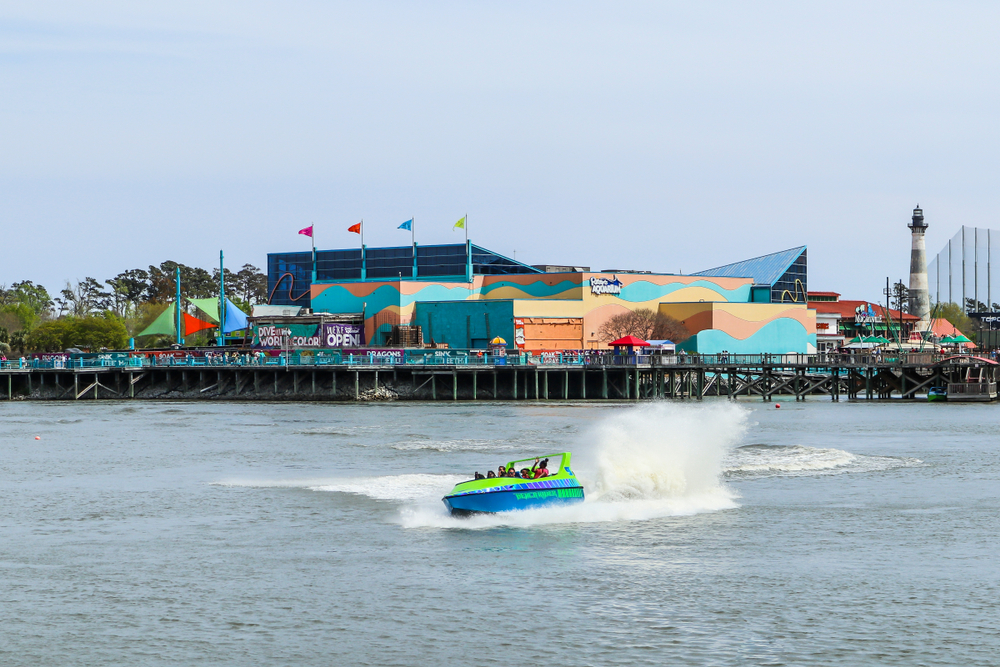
[453,216,466,230]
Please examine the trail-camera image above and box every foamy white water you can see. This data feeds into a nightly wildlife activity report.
[400,402,747,527]
[223,403,748,527]
[725,444,924,478]
[215,473,466,501]
[219,403,928,529]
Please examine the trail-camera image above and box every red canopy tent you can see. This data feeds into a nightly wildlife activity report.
[609,335,650,348]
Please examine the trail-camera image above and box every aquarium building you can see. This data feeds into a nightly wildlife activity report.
[265,242,817,354]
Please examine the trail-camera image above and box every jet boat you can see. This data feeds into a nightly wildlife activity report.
[442,452,585,515]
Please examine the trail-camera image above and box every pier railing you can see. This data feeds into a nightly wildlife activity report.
[1,349,984,371]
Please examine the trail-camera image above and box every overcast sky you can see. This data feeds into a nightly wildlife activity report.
[3,2,1000,303]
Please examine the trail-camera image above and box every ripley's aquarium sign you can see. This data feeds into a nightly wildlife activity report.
[591,275,623,295]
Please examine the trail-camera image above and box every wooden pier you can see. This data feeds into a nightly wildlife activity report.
[2,355,996,402]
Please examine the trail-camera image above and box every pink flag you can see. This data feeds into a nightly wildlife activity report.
[298,225,314,238]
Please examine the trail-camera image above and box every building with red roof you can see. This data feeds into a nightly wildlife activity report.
[807,291,920,351]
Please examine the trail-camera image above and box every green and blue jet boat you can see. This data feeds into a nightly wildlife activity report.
[442,452,585,515]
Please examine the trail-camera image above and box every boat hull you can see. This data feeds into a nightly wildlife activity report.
[443,486,585,515]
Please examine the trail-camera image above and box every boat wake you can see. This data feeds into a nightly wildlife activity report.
[724,444,922,479]
[217,403,923,529]
[403,401,748,528]
[214,473,467,501]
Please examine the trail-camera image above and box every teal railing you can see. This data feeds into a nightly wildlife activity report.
[0,350,975,371]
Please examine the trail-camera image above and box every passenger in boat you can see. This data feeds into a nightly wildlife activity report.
[474,472,485,480]
[520,467,532,478]
[487,470,496,478]
[497,465,507,477]
[536,458,550,477]
[506,468,517,478]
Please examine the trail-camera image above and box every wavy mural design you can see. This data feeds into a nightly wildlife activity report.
[484,286,582,301]
[616,279,751,304]
[313,283,478,314]
[308,270,813,353]
[677,307,815,341]
[480,278,582,299]
[678,319,815,354]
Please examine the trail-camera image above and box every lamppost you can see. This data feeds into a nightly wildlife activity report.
[884,278,909,349]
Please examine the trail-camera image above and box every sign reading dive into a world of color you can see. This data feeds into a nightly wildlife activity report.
[324,323,364,347]
[255,324,323,348]
[591,275,623,295]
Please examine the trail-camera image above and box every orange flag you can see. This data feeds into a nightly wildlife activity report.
[184,312,216,336]
[348,222,362,234]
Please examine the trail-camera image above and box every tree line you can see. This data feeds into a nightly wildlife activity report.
[0,261,268,355]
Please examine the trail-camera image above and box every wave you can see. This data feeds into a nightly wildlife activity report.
[389,438,520,453]
[293,425,381,436]
[214,474,466,501]
[725,444,922,479]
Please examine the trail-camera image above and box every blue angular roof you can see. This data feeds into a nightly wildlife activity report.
[692,246,806,286]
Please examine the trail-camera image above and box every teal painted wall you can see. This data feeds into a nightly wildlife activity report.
[677,319,812,354]
[751,286,771,303]
[413,301,514,349]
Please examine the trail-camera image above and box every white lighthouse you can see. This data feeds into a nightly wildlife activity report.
[908,205,931,330]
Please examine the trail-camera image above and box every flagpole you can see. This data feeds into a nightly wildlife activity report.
[311,222,317,284]
[219,249,225,347]
[360,219,366,280]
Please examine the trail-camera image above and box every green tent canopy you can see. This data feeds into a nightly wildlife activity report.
[137,303,176,337]
[188,298,220,323]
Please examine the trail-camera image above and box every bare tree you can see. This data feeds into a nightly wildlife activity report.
[598,308,690,343]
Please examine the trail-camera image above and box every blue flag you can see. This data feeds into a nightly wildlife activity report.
[398,219,412,231]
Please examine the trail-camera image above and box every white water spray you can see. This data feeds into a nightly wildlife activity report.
[401,401,749,528]
[580,401,747,502]
[219,402,752,528]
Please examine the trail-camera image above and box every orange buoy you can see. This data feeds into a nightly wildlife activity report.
[775,403,781,409]
[34,436,40,440]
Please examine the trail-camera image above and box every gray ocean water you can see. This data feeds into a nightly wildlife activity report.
[1,398,998,666]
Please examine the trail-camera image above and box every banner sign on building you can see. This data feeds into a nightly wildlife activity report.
[324,323,365,347]
[254,324,323,348]
[968,312,1000,330]
[514,318,526,349]
[341,348,403,363]
[590,275,623,296]
[854,303,882,325]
